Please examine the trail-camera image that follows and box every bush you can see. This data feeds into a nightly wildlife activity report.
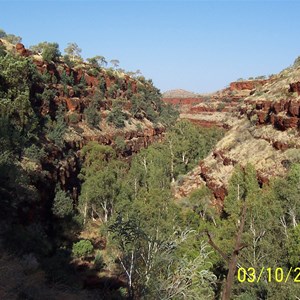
[84,105,100,128]
[23,144,46,163]
[94,251,105,270]
[46,105,67,147]
[52,187,73,218]
[87,68,99,77]
[0,44,6,57]
[107,106,128,128]
[107,84,118,98]
[42,43,61,63]
[72,240,93,258]
[63,54,75,68]
[68,112,80,124]
[114,136,126,152]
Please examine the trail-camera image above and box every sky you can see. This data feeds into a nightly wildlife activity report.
[1,0,300,93]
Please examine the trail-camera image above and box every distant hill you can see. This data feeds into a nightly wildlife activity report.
[163,89,198,98]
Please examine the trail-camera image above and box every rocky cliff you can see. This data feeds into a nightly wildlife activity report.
[163,79,269,128]
[173,66,300,204]
[0,40,172,211]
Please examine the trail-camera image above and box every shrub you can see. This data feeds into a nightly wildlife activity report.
[84,94,101,128]
[42,43,61,63]
[99,76,106,93]
[87,68,99,77]
[52,187,73,218]
[63,54,75,68]
[84,106,100,127]
[72,240,93,258]
[23,144,46,162]
[107,83,119,98]
[0,44,6,57]
[114,136,126,152]
[217,102,226,112]
[94,251,105,270]
[107,106,128,128]
[46,105,67,147]
[68,113,80,124]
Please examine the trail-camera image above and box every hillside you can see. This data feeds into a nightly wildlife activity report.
[172,61,300,203]
[162,88,198,98]
[0,38,179,205]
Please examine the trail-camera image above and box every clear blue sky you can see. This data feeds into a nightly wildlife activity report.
[1,0,300,93]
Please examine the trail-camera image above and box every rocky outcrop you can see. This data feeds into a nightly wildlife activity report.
[289,81,300,95]
[163,81,257,128]
[15,43,32,57]
[244,99,300,130]
[229,79,269,91]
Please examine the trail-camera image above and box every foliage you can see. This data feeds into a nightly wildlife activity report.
[287,224,300,266]
[0,53,41,152]
[30,41,61,63]
[72,240,93,258]
[0,44,6,57]
[114,136,126,153]
[64,42,82,61]
[3,33,22,44]
[41,42,61,63]
[23,144,46,163]
[94,251,105,270]
[166,120,224,178]
[46,105,67,147]
[107,102,128,128]
[63,54,75,68]
[87,55,107,68]
[110,59,120,69]
[107,83,118,98]
[158,103,179,127]
[68,112,80,124]
[52,186,73,218]
[84,106,101,128]
[78,143,127,224]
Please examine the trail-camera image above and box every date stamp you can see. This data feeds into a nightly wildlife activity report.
[237,267,300,283]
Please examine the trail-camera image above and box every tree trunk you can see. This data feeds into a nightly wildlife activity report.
[83,201,88,226]
[222,202,247,300]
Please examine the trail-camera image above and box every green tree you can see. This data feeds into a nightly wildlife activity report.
[46,104,67,147]
[4,34,22,44]
[110,59,120,69]
[64,42,82,61]
[52,186,73,218]
[40,42,61,63]
[87,55,107,67]
[109,195,215,299]
[78,143,126,225]
[107,101,128,128]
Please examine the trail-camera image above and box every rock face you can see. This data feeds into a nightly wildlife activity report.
[229,79,269,91]
[289,81,300,95]
[2,41,168,209]
[15,43,31,57]
[164,86,248,128]
[242,98,300,130]
[173,70,300,205]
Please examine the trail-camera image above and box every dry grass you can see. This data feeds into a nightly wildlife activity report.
[245,65,300,103]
